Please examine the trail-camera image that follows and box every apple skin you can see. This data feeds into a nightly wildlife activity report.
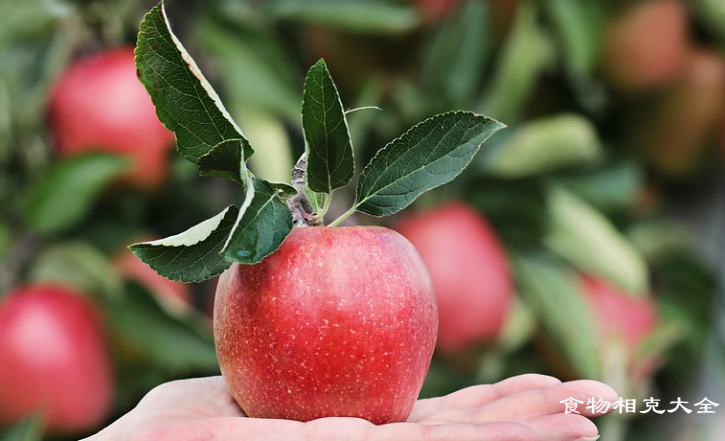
[394,202,513,354]
[0,284,113,433]
[213,226,438,424]
[48,47,175,189]
[579,274,658,356]
[636,49,725,177]
[601,0,688,93]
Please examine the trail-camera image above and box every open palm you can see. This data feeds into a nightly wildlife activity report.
[84,374,615,441]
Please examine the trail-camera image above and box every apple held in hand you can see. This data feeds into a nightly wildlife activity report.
[395,202,513,354]
[214,226,437,423]
[131,2,503,424]
[48,47,175,189]
[0,284,113,433]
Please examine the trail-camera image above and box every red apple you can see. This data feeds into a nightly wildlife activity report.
[394,202,513,354]
[601,0,688,92]
[114,243,192,313]
[48,47,175,189]
[407,0,461,22]
[636,48,725,177]
[213,226,437,424]
[0,284,113,433]
[579,274,658,358]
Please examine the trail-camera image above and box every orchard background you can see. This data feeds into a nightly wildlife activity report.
[1,0,725,440]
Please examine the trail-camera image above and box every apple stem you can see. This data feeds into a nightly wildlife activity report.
[328,205,357,227]
[314,192,333,224]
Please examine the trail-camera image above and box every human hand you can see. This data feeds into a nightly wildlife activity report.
[83,374,616,441]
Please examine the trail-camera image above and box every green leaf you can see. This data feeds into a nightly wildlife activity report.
[135,1,251,164]
[236,108,295,184]
[480,114,603,178]
[422,0,491,106]
[692,0,725,45]
[542,0,604,76]
[197,138,251,185]
[107,284,218,372]
[514,254,601,379]
[558,160,642,212]
[222,178,293,264]
[0,413,43,441]
[0,221,10,262]
[130,205,240,283]
[545,186,648,296]
[194,17,301,121]
[27,242,123,300]
[480,1,554,122]
[302,59,354,194]
[24,153,129,234]
[265,0,419,34]
[354,111,505,217]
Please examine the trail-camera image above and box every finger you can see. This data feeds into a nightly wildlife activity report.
[372,414,598,441]
[410,374,562,422]
[524,413,601,441]
[428,379,617,424]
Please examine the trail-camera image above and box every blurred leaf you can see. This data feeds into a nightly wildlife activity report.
[222,178,294,264]
[558,160,642,212]
[692,0,725,44]
[347,77,385,150]
[241,109,295,183]
[107,283,218,371]
[627,219,694,264]
[0,413,43,441]
[302,59,354,194]
[542,0,604,76]
[545,186,648,296]
[514,253,601,379]
[422,0,491,106]
[497,296,536,354]
[353,112,505,217]
[265,0,419,34]
[466,178,547,246]
[480,1,554,122]
[0,221,9,261]
[194,17,300,121]
[136,1,250,164]
[24,153,129,234]
[0,0,70,44]
[0,77,9,158]
[27,241,123,300]
[0,10,76,133]
[633,316,683,375]
[130,205,239,283]
[480,114,602,178]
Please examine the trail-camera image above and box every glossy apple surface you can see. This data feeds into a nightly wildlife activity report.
[601,0,688,92]
[395,202,513,354]
[48,47,175,189]
[214,226,437,424]
[0,284,113,433]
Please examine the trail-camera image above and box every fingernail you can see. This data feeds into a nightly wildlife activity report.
[577,436,600,441]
